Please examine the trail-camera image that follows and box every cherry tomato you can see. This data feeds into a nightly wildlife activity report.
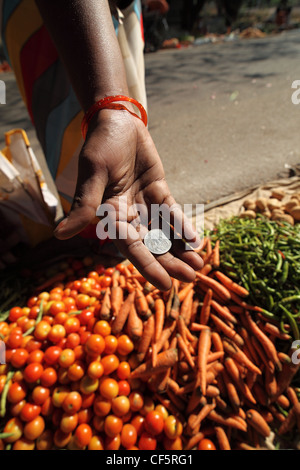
[9,307,24,322]
[20,403,41,422]
[144,410,164,436]
[104,415,123,438]
[93,320,111,337]
[36,429,54,450]
[198,438,217,450]
[62,391,82,414]
[101,354,119,375]
[23,416,45,441]
[78,407,93,424]
[41,397,54,418]
[84,334,105,355]
[44,346,62,365]
[10,399,26,417]
[129,391,144,412]
[23,362,43,383]
[131,415,145,436]
[53,429,72,448]
[76,295,91,310]
[10,348,29,368]
[163,415,183,439]
[138,431,157,450]
[64,316,80,334]
[40,367,58,387]
[7,331,23,349]
[52,386,69,408]
[47,324,66,343]
[117,335,134,356]
[88,435,104,450]
[118,380,131,397]
[163,436,183,450]
[12,437,35,450]
[60,412,79,433]
[3,417,23,443]
[31,386,50,405]
[99,377,119,400]
[67,361,85,381]
[111,395,130,417]
[74,423,93,447]
[117,362,131,380]
[27,349,44,364]
[34,321,51,341]
[104,335,118,354]
[93,396,112,417]
[87,360,104,380]
[100,276,112,288]
[79,375,99,394]
[58,348,76,368]
[80,392,95,409]
[104,434,121,450]
[7,381,27,404]
[49,301,66,316]
[65,332,81,349]
[121,423,138,449]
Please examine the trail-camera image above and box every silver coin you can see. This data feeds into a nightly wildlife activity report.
[143,229,172,255]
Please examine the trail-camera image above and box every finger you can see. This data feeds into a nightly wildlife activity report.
[54,166,108,240]
[113,221,172,291]
[169,238,204,271]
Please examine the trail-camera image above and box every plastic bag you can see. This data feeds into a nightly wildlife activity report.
[0,129,59,261]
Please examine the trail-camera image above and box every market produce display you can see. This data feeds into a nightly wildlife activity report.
[0,216,299,450]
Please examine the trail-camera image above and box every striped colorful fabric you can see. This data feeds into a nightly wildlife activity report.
[0,0,146,217]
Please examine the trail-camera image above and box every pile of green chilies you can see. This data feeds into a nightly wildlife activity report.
[209,215,300,341]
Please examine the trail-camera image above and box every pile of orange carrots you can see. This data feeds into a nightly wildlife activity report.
[0,235,299,450]
[121,237,300,449]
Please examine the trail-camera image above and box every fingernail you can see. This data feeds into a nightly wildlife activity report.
[54,218,68,233]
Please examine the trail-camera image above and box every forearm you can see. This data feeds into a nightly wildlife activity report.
[35,0,129,111]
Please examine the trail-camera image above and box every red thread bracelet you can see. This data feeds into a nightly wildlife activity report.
[81,95,148,140]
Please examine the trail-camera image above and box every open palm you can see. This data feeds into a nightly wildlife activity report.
[54,109,203,290]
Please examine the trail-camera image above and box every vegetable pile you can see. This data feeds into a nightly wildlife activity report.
[0,220,299,450]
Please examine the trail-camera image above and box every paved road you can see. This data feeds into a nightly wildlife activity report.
[1,28,300,209]
[145,28,300,206]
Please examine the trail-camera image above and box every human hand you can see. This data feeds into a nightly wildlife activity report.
[54,109,203,290]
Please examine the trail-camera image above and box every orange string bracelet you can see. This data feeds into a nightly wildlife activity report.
[81,95,148,140]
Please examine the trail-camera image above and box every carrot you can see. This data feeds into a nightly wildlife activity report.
[252,382,269,407]
[110,285,123,317]
[221,369,241,410]
[278,408,296,435]
[99,287,111,320]
[207,351,224,363]
[211,300,237,324]
[213,271,249,298]
[222,339,261,376]
[264,367,277,399]
[135,315,153,362]
[155,318,177,354]
[197,327,211,395]
[244,310,282,371]
[203,237,212,264]
[135,289,151,318]
[224,357,256,405]
[206,385,220,398]
[180,289,194,325]
[190,402,216,432]
[184,432,206,450]
[246,409,271,437]
[143,281,156,294]
[205,362,224,385]
[251,336,274,373]
[111,291,135,335]
[200,288,212,325]
[211,331,224,352]
[177,316,188,343]
[153,394,185,422]
[166,389,186,412]
[127,303,143,341]
[200,263,213,276]
[178,283,193,303]
[190,323,211,332]
[215,426,231,450]
[207,409,247,432]
[274,357,300,401]
[239,327,260,365]
[228,305,244,315]
[166,377,180,394]
[191,297,200,324]
[287,387,300,430]
[154,298,165,343]
[211,240,220,269]
[276,394,290,409]
[177,334,195,369]
[260,321,291,341]
[196,272,231,301]
[130,348,178,379]
[210,314,244,348]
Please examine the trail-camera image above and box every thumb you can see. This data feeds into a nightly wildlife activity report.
[54,169,108,240]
